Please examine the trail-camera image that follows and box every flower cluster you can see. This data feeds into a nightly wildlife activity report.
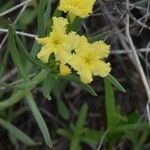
[36,1,111,84]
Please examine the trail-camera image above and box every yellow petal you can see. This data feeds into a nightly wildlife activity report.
[92,41,110,58]
[59,64,71,76]
[35,37,49,45]
[79,68,93,83]
[52,17,68,34]
[37,46,53,63]
[92,61,111,77]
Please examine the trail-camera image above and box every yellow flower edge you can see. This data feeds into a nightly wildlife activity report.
[59,0,96,18]
[59,64,71,76]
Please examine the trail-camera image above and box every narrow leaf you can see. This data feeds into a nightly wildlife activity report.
[56,96,70,120]
[26,93,52,148]
[65,75,97,96]
[105,74,126,93]
[8,25,28,81]
[14,33,48,69]
[0,118,36,145]
[88,31,110,43]
[37,0,47,37]
[104,78,117,128]
[42,74,56,100]
[76,104,88,132]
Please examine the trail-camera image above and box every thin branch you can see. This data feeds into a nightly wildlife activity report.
[111,48,150,55]
[0,0,32,17]
[0,2,30,50]
[0,28,36,38]
[126,0,150,123]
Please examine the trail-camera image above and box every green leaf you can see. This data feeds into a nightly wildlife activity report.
[14,32,48,69]
[76,104,88,132]
[104,78,117,128]
[26,93,52,148]
[65,74,97,96]
[57,128,72,140]
[56,96,70,120]
[105,74,126,93]
[42,74,56,100]
[70,104,88,150]
[82,128,104,142]
[88,31,110,43]
[44,0,52,31]
[51,8,62,18]
[0,118,36,146]
[17,8,37,30]
[68,16,82,32]
[110,123,150,133]
[8,25,29,81]
[0,63,4,77]
[37,0,47,37]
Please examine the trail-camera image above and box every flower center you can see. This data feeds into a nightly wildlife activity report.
[53,38,61,45]
[84,57,92,65]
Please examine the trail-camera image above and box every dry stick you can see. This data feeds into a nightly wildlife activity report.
[1,28,150,54]
[0,1,31,50]
[145,41,150,85]
[0,0,32,17]
[0,28,36,38]
[126,0,150,123]
[1,68,17,82]
[138,0,150,34]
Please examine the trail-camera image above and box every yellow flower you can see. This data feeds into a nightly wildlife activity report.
[59,64,71,76]
[68,36,111,83]
[59,0,96,18]
[36,17,77,64]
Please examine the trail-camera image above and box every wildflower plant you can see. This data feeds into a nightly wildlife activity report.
[0,0,127,149]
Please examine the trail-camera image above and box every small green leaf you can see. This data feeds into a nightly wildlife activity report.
[0,118,36,146]
[68,16,82,32]
[42,74,56,100]
[105,74,126,93]
[14,32,48,69]
[65,75,97,96]
[76,104,88,132]
[56,97,70,120]
[88,31,110,43]
[57,128,72,140]
[53,8,62,17]
[82,128,104,142]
